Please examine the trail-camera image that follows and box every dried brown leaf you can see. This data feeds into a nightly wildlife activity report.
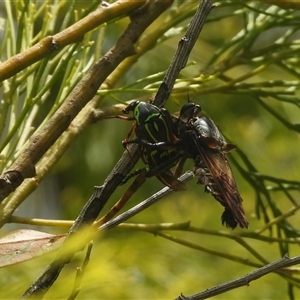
[0,229,65,267]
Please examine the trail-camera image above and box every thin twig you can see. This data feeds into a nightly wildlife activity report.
[99,171,194,231]
[0,1,145,82]
[153,0,215,108]
[67,242,93,300]
[175,254,300,300]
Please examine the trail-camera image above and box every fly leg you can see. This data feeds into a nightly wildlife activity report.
[121,153,187,191]
[123,138,175,151]
[96,170,147,226]
[96,153,187,227]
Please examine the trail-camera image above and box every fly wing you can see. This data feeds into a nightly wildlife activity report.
[195,145,248,229]
[157,171,188,191]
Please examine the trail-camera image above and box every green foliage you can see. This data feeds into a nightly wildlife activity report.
[1,0,300,299]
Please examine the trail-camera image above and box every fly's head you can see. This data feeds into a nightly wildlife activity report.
[179,102,202,123]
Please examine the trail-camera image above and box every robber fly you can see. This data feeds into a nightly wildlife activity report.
[176,103,248,229]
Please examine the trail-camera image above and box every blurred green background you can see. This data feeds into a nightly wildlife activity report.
[1,0,300,299]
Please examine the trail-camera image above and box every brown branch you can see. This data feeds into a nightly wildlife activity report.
[153,0,215,108]
[0,0,144,82]
[0,1,148,203]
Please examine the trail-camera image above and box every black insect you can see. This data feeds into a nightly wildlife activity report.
[175,103,249,229]
[112,101,187,191]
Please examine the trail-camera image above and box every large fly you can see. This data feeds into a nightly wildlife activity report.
[176,103,248,229]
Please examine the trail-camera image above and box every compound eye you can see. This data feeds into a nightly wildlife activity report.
[180,102,202,122]
[193,104,202,115]
[180,103,195,116]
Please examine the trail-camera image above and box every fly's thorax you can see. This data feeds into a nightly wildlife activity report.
[192,116,230,151]
[193,116,219,139]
